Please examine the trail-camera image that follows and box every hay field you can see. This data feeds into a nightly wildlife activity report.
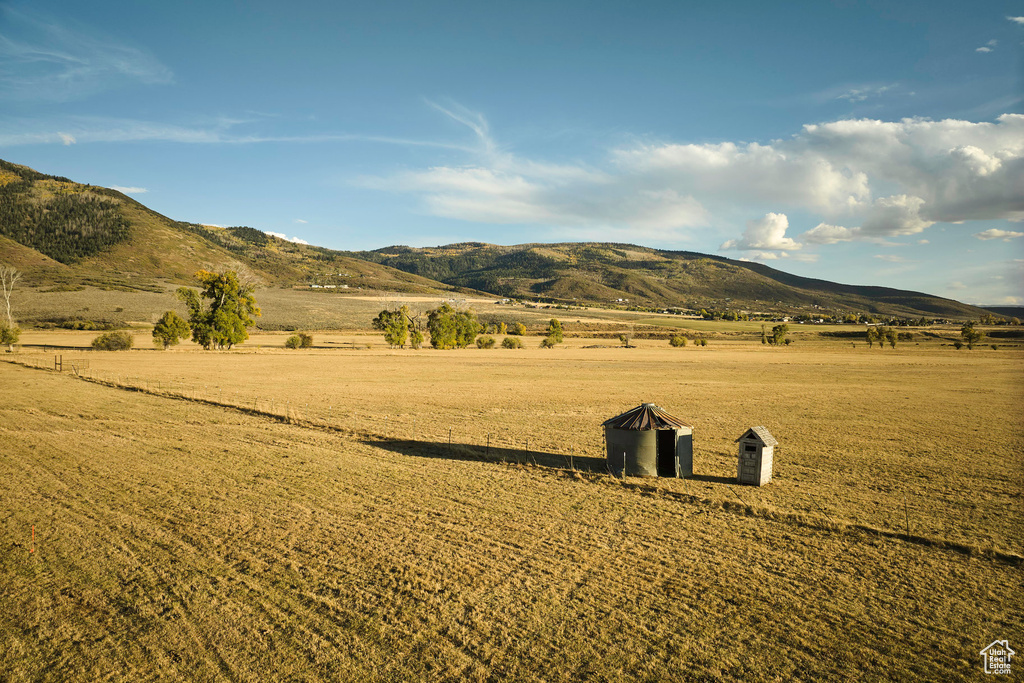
[2,342,1022,681]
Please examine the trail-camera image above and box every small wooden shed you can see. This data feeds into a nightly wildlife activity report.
[736,426,777,486]
[603,403,693,478]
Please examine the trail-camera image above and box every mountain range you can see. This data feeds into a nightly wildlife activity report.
[0,158,990,319]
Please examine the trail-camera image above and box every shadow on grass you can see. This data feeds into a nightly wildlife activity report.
[360,437,607,473]
[688,473,737,485]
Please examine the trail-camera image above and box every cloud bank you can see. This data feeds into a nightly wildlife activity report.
[364,109,1024,257]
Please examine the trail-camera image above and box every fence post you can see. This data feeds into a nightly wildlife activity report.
[903,494,911,538]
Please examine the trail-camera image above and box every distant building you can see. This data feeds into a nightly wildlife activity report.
[603,403,693,478]
[736,426,777,486]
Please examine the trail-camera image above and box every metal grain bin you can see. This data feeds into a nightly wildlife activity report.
[603,403,693,478]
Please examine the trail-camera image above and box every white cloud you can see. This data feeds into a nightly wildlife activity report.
[109,186,147,194]
[860,194,934,237]
[802,223,858,244]
[359,110,1024,246]
[721,213,801,251]
[948,281,967,290]
[266,231,308,244]
[294,219,308,224]
[0,6,173,102]
[976,47,993,53]
[1008,16,1024,24]
[57,132,75,145]
[974,228,1024,241]
[738,251,819,263]
[873,254,908,263]
[836,84,897,103]
[917,239,929,244]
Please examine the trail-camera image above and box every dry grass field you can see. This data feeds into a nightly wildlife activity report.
[2,337,1021,681]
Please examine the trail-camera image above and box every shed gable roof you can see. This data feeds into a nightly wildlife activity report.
[735,426,778,446]
[602,403,692,431]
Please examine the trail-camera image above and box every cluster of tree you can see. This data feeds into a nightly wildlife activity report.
[541,319,563,348]
[176,271,261,350]
[175,222,277,256]
[427,303,480,349]
[955,322,984,350]
[372,306,550,350]
[978,313,1021,325]
[0,186,130,263]
[372,305,424,348]
[863,326,915,349]
[762,324,790,345]
[150,271,261,350]
[481,321,509,335]
[699,309,750,321]
[228,226,270,247]
[285,332,313,349]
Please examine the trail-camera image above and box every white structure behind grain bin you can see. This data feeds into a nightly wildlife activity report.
[736,426,777,486]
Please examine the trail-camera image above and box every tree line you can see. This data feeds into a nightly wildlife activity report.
[373,304,563,350]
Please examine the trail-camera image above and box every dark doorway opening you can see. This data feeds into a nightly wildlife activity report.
[656,430,676,477]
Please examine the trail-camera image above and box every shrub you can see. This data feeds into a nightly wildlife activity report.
[697,338,708,347]
[299,332,313,348]
[410,329,424,349]
[152,311,190,349]
[669,335,688,347]
[476,335,496,349]
[509,322,527,336]
[92,331,133,351]
[502,337,523,349]
[546,319,563,343]
[540,336,557,348]
[990,344,998,350]
[0,323,21,349]
[284,332,313,349]
[953,340,963,350]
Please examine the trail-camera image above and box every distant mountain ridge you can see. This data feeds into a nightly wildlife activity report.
[0,159,470,296]
[349,242,987,318]
[0,158,993,319]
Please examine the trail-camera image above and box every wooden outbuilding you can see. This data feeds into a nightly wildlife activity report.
[603,403,693,478]
[736,426,776,486]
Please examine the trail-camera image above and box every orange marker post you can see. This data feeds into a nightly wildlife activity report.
[30,524,35,553]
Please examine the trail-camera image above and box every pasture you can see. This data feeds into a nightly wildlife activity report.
[2,336,1021,681]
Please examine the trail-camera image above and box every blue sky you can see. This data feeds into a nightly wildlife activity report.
[1,1,1022,305]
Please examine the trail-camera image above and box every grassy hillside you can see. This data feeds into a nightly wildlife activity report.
[0,159,468,297]
[352,242,988,319]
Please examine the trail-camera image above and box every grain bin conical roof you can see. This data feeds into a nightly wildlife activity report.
[602,403,692,431]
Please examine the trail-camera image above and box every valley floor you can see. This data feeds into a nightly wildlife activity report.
[1,343,1021,681]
